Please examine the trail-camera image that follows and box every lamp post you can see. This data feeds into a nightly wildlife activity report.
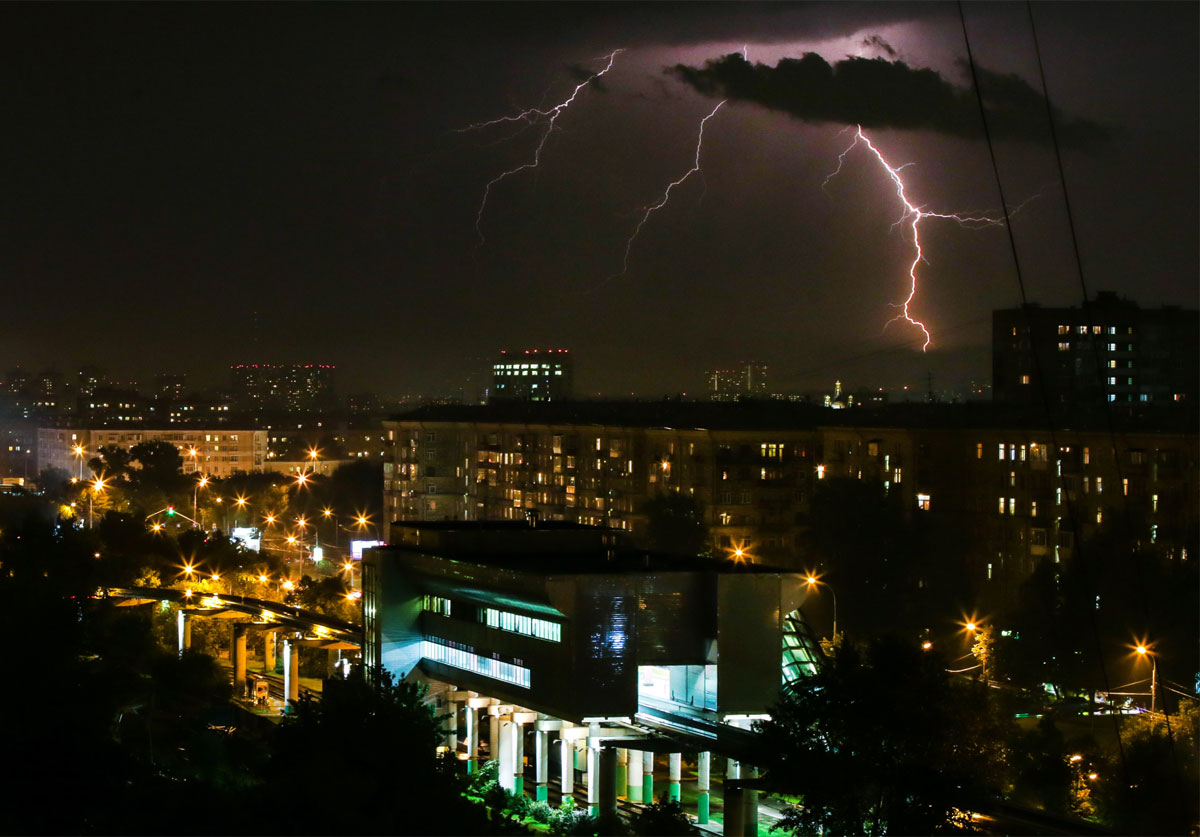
[193,475,209,529]
[1136,644,1159,713]
[805,574,838,639]
[72,444,86,481]
[88,476,107,529]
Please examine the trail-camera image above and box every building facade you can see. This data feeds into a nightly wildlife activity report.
[705,361,768,401]
[38,427,268,477]
[490,349,574,402]
[993,293,1198,409]
[382,403,1198,609]
[230,364,337,412]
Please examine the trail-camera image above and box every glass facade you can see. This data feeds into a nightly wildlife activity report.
[781,609,822,685]
[421,638,531,688]
[479,606,562,642]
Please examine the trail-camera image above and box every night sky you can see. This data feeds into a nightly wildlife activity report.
[2,3,1196,397]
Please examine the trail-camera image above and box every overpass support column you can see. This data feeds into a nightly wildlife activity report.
[627,747,643,803]
[513,717,527,796]
[559,737,574,800]
[489,713,500,762]
[498,718,517,792]
[668,752,682,803]
[743,766,759,837]
[465,704,480,774]
[587,745,599,816]
[534,730,550,801]
[696,751,711,824]
[264,630,276,673]
[597,746,618,820]
[642,751,655,803]
[726,757,740,782]
[444,696,458,752]
[176,610,192,656]
[723,785,744,837]
[616,748,628,799]
[232,626,247,695]
[283,639,299,707]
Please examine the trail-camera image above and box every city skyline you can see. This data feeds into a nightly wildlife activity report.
[1,3,1196,396]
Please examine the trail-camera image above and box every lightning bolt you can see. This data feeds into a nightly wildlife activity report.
[824,125,1021,351]
[603,100,727,284]
[465,49,623,243]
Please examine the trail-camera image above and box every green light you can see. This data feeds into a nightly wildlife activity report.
[166,507,175,516]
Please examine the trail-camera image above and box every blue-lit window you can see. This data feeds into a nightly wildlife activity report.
[478,607,561,642]
[421,639,530,688]
[422,595,451,617]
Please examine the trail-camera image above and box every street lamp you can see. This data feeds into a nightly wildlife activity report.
[186,446,199,474]
[71,443,86,481]
[193,475,209,529]
[88,476,108,529]
[1135,643,1159,713]
[234,494,248,527]
[805,573,838,639]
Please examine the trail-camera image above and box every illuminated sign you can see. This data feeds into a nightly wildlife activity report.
[351,539,385,560]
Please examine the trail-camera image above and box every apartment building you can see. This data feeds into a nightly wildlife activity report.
[38,427,268,477]
[382,403,1198,608]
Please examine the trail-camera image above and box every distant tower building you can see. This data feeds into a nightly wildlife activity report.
[706,361,769,401]
[823,380,854,409]
[230,364,337,412]
[155,373,188,402]
[490,349,574,402]
[992,292,1198,409]
[76,365,105,399]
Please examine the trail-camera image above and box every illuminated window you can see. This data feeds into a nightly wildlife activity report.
[998,497,1006,514]
[422,639,530,688]
[1077,325,1088,335]
[998,443,1005,461]
[1096,509,1103,524]
[816,465,825,479]
[1009,498,1016,514]
[893,468,902,483]
[976,443,983,460]
[1057,325,1069,335]
[479,607,561,642]
[1096,477,1102,494]
[917,493,931,511]
[422,595,451,617]
[1031,501,1038,517]
[1152,494,1158,512]
[1020,374,1031,385]
[1058,342,1070,351]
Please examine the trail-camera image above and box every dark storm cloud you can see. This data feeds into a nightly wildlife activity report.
[860,35,897,58]
[672,53,1108,147]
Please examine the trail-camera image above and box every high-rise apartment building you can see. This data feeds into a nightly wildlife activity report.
[993,293,1198,409]
[381,402,1197,609]
[490,349,573,402]
[230,364,336,412]
[705,361,768,401]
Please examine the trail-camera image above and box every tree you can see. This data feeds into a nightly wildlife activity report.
[629,797,695,835]
[263,666,487,834]
[754,637,1011,836]
[642,492,710,558]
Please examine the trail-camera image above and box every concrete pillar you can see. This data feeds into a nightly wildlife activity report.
[743,766,759,837]
[697,751,711,824]
[723,785,744,837]
[597,747,618,819]
[642,750,655,803]
[534,730,550,802]
[263,630,276,672]
[587,745,599,816]
[176,610,191,656]
[514,720,525,796]
[560,737,574,799]
[233,626,247,695]
[445,698,458,751]
[628,747,644,803]
[616,748,629,799]
[574,740,586,772]
[283,639,299,706]
[668,752,682,803]
[499,719,516,792]
[466,706,480,774]
[489,714,500,761]
[727,756,741,781]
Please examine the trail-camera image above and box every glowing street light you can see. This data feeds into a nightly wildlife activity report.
[257,574,269,584]
[282,579,295,592]
[805,572,838,639]
[1135,641,1159,713]
[88,475,109,529]
[294,471,310,488]
[264,512,277,527]
[72,443,86,481]
[193,475,209,529]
